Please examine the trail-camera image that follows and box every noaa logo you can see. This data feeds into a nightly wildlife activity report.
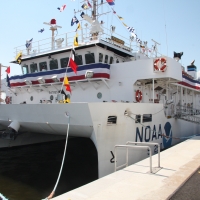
[163,122,172,149]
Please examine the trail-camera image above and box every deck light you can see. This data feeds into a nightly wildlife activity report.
[85,70,94,78]
[51,75,59,82]
[38,77,45,84]
[24,80,32,85]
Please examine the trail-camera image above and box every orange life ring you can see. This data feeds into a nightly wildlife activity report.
[135,90,142,102]
[154,57,167,72]
[5,96,10,104]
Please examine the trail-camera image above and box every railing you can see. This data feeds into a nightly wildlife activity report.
[173,104,200,124]
[126,141,160,168]
[115,145,153,173]
[14,24,161,59]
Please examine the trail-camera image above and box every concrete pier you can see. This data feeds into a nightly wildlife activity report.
[53,136,200,200]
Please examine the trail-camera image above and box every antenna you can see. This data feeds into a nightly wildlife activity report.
[43,19,62,50]
[151,39,160,57]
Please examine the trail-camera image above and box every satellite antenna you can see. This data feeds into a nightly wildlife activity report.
[43,19,62,50]
[151,39,160,57]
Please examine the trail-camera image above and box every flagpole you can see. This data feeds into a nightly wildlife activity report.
[59,48,73,93]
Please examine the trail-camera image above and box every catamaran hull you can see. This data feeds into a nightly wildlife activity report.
[0,102,199,177]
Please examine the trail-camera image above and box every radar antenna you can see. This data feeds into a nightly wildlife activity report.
[43,19,62,50]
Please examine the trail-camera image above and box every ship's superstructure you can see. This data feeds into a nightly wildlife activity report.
[1,0,200,178]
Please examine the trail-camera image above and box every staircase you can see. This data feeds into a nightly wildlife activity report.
[173,104,200,124]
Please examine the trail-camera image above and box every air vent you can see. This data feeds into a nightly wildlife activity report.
[107,116,117,124]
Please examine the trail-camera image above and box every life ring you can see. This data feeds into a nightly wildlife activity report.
[135,90,142,102]
[5,96,10,104]
[154,57,167,72]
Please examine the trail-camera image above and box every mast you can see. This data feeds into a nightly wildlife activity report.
[92,0,97,20]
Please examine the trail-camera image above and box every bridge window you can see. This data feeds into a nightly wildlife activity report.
[135,115,141,123]
[22,65,29,74]
[49,59,58,70]
[85,53,95,64]
[60,57,69,68]
[104,55,108,63]
[75,55,83,65]
[39,62,47,71]
[107,116,117,124]
[143,114,152,123]
[110,56,113,64]
[99,53,103,62]
[30,63,38,73]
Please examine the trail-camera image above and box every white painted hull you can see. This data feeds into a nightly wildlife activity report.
[0,102,199,177]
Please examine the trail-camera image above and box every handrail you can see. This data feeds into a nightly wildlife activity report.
[114,145,152,173]
[126,141,160,168]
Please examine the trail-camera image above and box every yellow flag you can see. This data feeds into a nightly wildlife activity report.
[64,76,69,85]
[77,23,81,30]
[122,22,127,27]
[74,33,78,46]
[117,15,123,20]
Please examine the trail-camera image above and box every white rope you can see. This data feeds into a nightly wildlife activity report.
[42,115,70,200]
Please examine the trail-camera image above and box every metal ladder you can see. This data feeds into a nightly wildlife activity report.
[173,104,200,124]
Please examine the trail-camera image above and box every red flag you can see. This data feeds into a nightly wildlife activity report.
[5,66,10,74]
[69,58,77,74]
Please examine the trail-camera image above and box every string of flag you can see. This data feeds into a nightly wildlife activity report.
[106,0,142,44]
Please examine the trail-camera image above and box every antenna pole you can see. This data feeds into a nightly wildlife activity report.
[92,0,97,20]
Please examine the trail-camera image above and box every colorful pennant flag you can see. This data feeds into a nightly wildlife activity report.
[57,4,66,12]
[5,67,10,74]
[122,22,127,27]
[81,3,88,9]
[117,15,123,20]
[64,76,71,93]
[80,11,85,18]
[87,0,92,8]
[25,38,33,49]
[106,0,115,6]
[73,33,78,47]
[127,27,135,33]
[111,8,116,14]
[15,52,22,64]
[69,48,78,74]
[76,23,81,31]
[38,28,44,33]
[71,16,79,26]
[6,74,10,87]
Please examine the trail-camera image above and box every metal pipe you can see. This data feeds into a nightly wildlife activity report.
[114,145,152,173]
[126,141,160,168]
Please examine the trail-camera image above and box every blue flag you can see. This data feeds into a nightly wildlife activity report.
[7,74,10,87]
[71,16,79,26]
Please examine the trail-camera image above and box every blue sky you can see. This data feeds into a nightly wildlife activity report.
[0,0,200,78]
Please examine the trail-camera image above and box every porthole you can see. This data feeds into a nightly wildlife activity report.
[97,92,102,99]
[50,95,54,100]
[30,96,33,101]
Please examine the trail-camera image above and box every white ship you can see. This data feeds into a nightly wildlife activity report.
[0,0,200,178]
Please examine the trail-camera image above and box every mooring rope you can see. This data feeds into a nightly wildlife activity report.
[42,115,70,200]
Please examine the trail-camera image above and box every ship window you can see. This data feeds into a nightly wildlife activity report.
[107,116,117,124]
[22,65,29,74]
[105,55,108,63]
[99,53,103,62]
[85,53,95,64]
[143,114,152,123]
[110,56,113,64]
[60,57,69,68]
[75,55,83,65]
[30,63,38,73]
[39,62,47,71]
[49,59,58,70]
[135,115,141,123]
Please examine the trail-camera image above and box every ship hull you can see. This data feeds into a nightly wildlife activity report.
[0,102,199,177]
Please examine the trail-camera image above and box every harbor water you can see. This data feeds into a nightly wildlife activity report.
[0,137,98,200]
